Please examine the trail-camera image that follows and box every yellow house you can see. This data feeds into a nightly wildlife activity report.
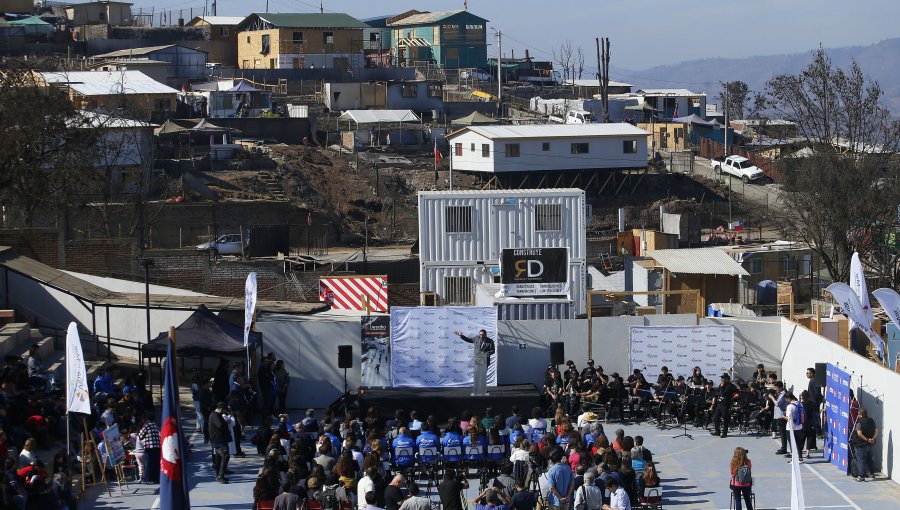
[236,12,367,70]
[187,15,244,67]
[64,1,133,27]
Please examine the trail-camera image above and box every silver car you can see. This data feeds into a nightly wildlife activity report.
[195,234,246,256]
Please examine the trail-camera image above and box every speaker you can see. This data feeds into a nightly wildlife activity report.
[550,342,565,366]
[338,345,353,369]
[814,363,826,387]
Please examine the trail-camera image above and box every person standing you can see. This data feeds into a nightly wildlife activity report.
[546,449,573,510]
[783,393,805,463]
[274,480,303,510]
[712,374,738,438]
[771,382,789,454]
[601,477,630,510]
[274,360,290,416]
[438,468,468,510]
[137,412,161,484]
[191,368,205,434]
[208,402,232,484]
[805,368,822,451]
[729,447,753,510]
[455,329,496,366]
[573,471,603,510]
[850,408,878,482]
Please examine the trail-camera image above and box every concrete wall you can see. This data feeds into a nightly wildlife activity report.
[779,320,900,482]
[701,316,783,380]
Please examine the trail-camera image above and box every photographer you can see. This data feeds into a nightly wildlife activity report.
[471,485,512,510]
[438,468,469,510]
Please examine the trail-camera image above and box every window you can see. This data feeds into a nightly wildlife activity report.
[401,84,417,98]
[571,143,589,154]
[481,144,490,157]
[444,276,473,305]
[454,143,463,157]
[782,256,796,273]
[535,204,562,231]
[220,26,230,37]
[246,35,250,43]
[323,31,334,44]
[261,34,270,54]
[442,24,461,40]
[292,31,303,44]
[542,142,550,151]
[153,98,171,110]
[445,206,473,233]
[427,83,442,97]
[470,143,476,152]
[505,144,520,157]
[750,258,763,274]
[623,140,637,153]
[369,32,379,43]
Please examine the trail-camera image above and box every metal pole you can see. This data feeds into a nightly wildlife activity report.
[105,306,111,364]
[496,30,502,115]
[363,216,369,274]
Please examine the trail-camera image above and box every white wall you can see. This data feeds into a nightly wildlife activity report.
[701,316,783,379]
[449,131,648,173]
[779,320,900,482]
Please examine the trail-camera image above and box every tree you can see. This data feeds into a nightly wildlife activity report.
[552,41,574,82]
[764,49,900,288]
[718,81,750,120]
[575,46,585,80]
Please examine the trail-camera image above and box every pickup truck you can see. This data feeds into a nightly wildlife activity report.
[549,109,595,124]
[712,155,765,183]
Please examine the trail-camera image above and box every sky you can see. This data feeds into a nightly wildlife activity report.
[142,0,898,75]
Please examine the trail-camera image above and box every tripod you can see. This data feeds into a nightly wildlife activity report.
[672,396,694,440]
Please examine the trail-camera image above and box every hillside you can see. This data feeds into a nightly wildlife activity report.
[624,37,900,115]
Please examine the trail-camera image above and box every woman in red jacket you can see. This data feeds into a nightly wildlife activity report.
[729,447,753,510]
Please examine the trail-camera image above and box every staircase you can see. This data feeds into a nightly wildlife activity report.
[258,171,287,201]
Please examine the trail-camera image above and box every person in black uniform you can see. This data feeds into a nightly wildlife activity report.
[606,373,626,422]
[689,367,705,387]
[654,367,675,390]
[580,359,598,379]
[691,379,716,428]
[712,373,739,438]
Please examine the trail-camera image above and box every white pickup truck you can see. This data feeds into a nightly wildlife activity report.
[713,155,765,183]
[549,109,595,124]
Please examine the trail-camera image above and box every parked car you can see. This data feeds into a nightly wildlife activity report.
[460,69,493,81]
[549,109,596,124]
[195,233,247,256]
[713,155,765,183]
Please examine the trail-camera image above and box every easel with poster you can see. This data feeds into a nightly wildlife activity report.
[81,418,110,497]
[100,423,129,494]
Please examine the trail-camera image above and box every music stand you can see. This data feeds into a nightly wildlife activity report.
[672,396,694,440]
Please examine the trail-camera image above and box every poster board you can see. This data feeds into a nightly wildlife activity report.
[500,248,569,297]
[361,316,391,387]
[824,363,851,472]
[629,325,734,382]
[390,306,497,388]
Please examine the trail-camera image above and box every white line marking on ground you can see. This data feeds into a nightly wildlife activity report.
[717,506,852,510]
[804,463,862,510]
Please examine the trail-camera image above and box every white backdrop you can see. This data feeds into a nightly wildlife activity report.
[391,306,498,388]
[629,325,734,381]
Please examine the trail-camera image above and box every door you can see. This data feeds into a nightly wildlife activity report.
[491,204,519,262]
[446,47,459,68]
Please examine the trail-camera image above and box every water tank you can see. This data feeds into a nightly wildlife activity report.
[757,280,776,305]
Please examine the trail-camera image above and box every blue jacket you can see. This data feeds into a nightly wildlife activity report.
[441,432,463,462]
[416,431,439,462]
[392,434,416,465]
[93,373,116,395]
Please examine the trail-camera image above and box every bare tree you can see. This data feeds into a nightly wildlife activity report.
[718,81,750,120]
[553,41,574,82]
[766,49,900,287]
[575,46,585,80]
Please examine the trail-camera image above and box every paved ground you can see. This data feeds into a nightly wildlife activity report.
[690,156,786,217]
[82,418,898,510]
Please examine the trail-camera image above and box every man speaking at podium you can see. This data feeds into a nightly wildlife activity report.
[455,329,495,396]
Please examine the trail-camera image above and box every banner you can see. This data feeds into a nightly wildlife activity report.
[320,276,389,312]
[789,428,806,510]
[629,325,734,382]
[361,316,391,387]
[101,423,126,466]
[827,282,884,357]
[244,272,257,348]
[160,336,190,510]
[65,323,91,415]
[390,306,497,388]
[873,288,900,362]
[500,248,569,297]
[849,252,874,329]
[824,363,850,472]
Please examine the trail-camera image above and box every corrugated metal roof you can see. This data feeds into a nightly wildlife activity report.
[93,44,207,58]
[565,79,632,88]
[647,248,750,276]
[253,12,369,29]
[637,88,701,96]
[450,123,648,141]
[338,109,420,124]
[418,188,583,196]
[40,70,179,96]
[191,15,245,25]
[388,9,467,26]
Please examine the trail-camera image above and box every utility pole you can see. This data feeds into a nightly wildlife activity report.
[596,37,610,123]
[211,0,216,15]
[496,30,502,116]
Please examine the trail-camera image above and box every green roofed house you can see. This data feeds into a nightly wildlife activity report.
[236,12,369,70]
[387,9,488,69]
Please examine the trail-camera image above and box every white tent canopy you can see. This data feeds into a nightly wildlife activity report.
[338,109,420,125]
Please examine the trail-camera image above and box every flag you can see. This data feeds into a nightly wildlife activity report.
[672,101,678,119]
[788,428,806,510]
[464,0,468,10]
[244,272,258,348]
[434,140,441,166]
[65,323,91,415]
[159,335,190,510]
[320,1,323,13]
[849,252,874,328]
[181,83,187,94]
[827,282,885,357]
[873,287,900,359]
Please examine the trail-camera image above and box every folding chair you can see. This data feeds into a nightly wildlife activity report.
[393,447,415,474]
[639,487,663,509]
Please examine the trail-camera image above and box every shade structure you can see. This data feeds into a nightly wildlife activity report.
[141,304,260,357]
[451,111,500,126]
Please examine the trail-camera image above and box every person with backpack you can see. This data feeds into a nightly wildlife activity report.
[783,393,805,463]
[729,447,753,510]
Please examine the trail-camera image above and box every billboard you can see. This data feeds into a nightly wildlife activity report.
[500,247,569,296]
[360,316,391,387]
[629,325,734,382]
[824,363,851,472]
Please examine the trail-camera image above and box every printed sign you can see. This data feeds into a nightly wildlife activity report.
[500,248,569,296]
[390,306,497,388]
[361,316,391,387]
[824,363,851,472]
[101,423,126,466]
[629,325,734,382]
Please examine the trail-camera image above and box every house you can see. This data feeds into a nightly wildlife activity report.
[628,248,749,314]
[360,14,393,67]
[65,1,134,27]
[186,15,243,67]
[563,79,633,96]
[87,58,169,85]
[387,9,488,69]
[636,88,707,120]
[731,119,798,141]
[190,80,272,118]
[69,111,155,195]
[91,45,208,86]
[38,70,179,121]
[235,12,368,70]
[447,123,649,175]
[324,80,443,116]
[720,241,819,306]
[0,0,34,14]
[418,189,586,319]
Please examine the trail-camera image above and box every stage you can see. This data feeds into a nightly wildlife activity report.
[355,384,541,420]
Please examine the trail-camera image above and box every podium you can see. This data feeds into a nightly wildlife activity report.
[472,349,488,396]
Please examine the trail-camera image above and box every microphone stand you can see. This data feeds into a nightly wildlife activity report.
[729,347,750,383]
[673,393,694,440]
[656,378,674,430]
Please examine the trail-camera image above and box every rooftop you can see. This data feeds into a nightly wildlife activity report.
[92,44,207,58]
[244,12,369,29]
[646,247,750,276]
[565,78,633,88]
[637,88,704,96]
[449,123,649,140]
[39,70,179,96]
[388,9,485,26]
[188,15,245,26]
